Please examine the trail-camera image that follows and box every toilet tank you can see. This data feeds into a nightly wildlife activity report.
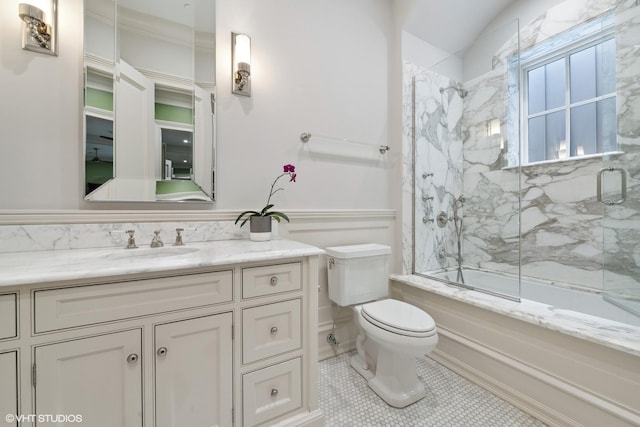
[325,244,391,306]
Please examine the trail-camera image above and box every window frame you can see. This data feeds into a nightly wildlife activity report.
[520,20,616,166]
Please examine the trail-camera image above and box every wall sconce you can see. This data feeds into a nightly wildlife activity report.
[18,0,57,55]
[232,32,251,97]
[486,119,501,137]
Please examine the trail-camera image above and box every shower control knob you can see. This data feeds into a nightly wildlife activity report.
[422,173,434,179]
[422,195,434,202]
[423,217,434,224]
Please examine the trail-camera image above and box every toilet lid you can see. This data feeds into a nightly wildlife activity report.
[361,299,436,337]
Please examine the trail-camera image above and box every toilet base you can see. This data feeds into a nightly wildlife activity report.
[350,354,374,380]
[350,353,426,408]
[368,375,426,408]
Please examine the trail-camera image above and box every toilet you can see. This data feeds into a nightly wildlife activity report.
[325,243,438,408]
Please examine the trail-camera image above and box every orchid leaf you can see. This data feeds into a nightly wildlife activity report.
[267,211,290,223]
[234,210,260,225]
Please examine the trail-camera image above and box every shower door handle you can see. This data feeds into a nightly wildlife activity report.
[597,167,627,205]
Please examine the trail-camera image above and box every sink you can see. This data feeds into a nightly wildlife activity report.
[107,246,200,260]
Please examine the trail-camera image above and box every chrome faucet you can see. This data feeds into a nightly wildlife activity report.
[150,230,164,248]
[173,228,184,246]
[125,230,138,249]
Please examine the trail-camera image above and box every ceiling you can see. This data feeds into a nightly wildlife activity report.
[404,0,516,54]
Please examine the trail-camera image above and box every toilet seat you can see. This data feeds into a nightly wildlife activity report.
[361,299,436,338]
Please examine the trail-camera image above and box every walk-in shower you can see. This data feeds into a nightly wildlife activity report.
[407,0,640,326]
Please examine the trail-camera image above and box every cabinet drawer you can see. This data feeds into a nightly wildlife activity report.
[242,263,301,299]
[243,358,302,427]
[0,293,17,340]
[242,299,301,364]
[34,270,233,333]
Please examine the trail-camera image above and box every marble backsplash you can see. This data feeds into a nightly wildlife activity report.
[0,220,253,254]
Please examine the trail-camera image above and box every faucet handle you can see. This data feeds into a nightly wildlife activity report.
[174,228,184,246]
[150,230,164,248]
[125,230,138,249]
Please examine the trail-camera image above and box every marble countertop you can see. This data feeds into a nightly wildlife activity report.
[0,239,324,287]
[391,274,640,357]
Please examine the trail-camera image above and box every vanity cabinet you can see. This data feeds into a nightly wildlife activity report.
[154,313,232,427]
[0,293,17,340]
[0,245,322,427]
[0,351,18,427]
[34,330,143,427]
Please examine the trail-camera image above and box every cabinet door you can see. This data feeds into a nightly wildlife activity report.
[155,312,232,427]
[35,330,142,427]
[0,351,17,427]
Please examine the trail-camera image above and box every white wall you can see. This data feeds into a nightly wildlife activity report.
[215,0,394,211]
[0,0,84,209]
[0,0,395,213]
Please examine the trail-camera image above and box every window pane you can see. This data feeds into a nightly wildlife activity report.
[546,111,566,160]
[570,103,596,156]
[528,116,546,163]
[545,58,565,110]
[570,46,596,103]
[597,97,617,152]
[597,38,616,96]
[528,66,545,114]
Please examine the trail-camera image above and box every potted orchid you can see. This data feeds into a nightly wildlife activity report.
[235,164,297,241]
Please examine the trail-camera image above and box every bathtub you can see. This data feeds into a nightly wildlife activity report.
[426,268,640,327]
[390,272,640,426]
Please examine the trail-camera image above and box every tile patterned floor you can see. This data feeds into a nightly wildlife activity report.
[318,351,546,427]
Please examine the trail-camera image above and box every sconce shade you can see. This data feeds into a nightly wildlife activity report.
[486,119,501,136]
[18,0,57,55]
[232,32,251,96]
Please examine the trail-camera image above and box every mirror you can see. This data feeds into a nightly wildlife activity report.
[83,0,216,202]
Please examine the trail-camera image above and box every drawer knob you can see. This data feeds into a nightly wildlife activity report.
[126,353,139,364]
[157,347,168,357]
[270,276,278,286]
[271,388,279,397]
[270,326,278,335]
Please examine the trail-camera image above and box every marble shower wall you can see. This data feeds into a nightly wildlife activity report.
[410,66,464,275]
[404,0,640,296]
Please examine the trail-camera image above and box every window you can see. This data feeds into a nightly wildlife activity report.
[521,13,617,165]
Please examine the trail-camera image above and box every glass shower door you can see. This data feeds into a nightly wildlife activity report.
[601,3,640,318]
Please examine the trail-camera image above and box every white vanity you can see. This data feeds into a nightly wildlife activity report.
[0,239,324,427]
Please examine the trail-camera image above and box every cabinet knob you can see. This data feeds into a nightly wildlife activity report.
[157,347,168,357]
[270,326,278,335]
[270,388,279,397]
[126,353,139,364]
[270,276,278,286]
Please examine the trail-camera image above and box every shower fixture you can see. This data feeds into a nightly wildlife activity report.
[439,84,468,98]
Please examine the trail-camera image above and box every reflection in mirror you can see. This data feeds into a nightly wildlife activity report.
[83,0,216,202]
[161,128,193,180]
[85,116,114,194]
